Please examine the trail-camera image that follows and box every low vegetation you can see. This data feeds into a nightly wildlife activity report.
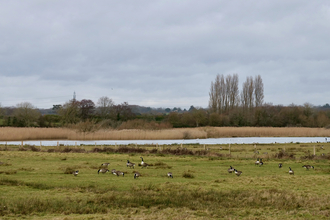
[0,142,330,219]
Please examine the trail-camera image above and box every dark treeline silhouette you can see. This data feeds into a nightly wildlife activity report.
[0,100,330,129]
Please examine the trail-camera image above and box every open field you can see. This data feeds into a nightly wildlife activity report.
[1,126,330,141]
[1,142,330,219]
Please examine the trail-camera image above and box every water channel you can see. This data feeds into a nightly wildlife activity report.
[0,137,329,146]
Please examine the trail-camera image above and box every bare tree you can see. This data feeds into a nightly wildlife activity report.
[225,75,231,112]
[58,100,80,124]
[241,80,249,111]
[0,103,3,119]
[241,76,254,110]
[227,74,240,110]
[79,99,95,121]
[208,81,217,113]
[13,102,40,127]
[247,76,254,109]
[192,107,207,127]
[209,74,226,114]
[254,75,264,107]
[218,74,226,113]
[209,74,240,114]
[113,102,134,121]
[97,96,114,119]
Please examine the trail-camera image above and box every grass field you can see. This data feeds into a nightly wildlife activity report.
[0,142,330,219]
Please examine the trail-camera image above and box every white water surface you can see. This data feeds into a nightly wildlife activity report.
[0,137,329,146]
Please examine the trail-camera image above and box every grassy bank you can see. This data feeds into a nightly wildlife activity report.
[1,126,330,141]
[0,143,330,219]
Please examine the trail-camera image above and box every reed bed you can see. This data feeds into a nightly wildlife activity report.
[0,126,330,141]
[203,126,330,138]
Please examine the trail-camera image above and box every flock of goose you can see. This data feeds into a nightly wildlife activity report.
[73,157,173,179]
[228,158,315,176]
[72,156,315,178]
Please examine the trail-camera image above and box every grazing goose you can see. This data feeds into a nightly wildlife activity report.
[289,167,294,175]
[73,170,79,176]
[167,172,173,178]
[278,163,283,168]
[259,159,264,166]
[140,157,145,165]
[101,163,110,167]
[142,163,149,168]
[114,170,125,177]
[134,172,140,179]
[234,169,242,176]
[127,160,135,169]
[228,166,235,173]
[98,168,109,174]
[302,165,314,170]
[255,158,260,166]
[140,157,149,168]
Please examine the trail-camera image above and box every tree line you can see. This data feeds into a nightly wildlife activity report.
[0,74,330,128]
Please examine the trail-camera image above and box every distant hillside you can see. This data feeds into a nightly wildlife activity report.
[39,108,58,115]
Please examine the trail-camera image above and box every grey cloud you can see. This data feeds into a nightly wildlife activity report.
[1,0,330,108]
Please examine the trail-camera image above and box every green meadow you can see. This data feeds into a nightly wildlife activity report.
[0,143,330,219]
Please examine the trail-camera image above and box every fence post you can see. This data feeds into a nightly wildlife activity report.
[204,144,206,150]
[314,145,316,156]
[229,143,231,155]
[40,141,42,150]
[21,141,23,148]
[75,142,77,148]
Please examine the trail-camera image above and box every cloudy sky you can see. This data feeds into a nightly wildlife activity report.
[1,1,330,109]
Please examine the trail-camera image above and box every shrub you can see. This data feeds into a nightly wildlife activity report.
[274,150,295,159]
[183,131,192,139]
[64,167,75,174]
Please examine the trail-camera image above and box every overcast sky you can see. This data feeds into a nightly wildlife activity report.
[1,1,330,109]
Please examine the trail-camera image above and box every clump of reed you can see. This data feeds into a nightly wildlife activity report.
[117,119,172,130]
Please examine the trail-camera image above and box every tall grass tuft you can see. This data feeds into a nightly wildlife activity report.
[182,172,195,178]
[1,187,329,217]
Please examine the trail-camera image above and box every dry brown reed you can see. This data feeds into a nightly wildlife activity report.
[0,126,330,141]
[202,126,330,138]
